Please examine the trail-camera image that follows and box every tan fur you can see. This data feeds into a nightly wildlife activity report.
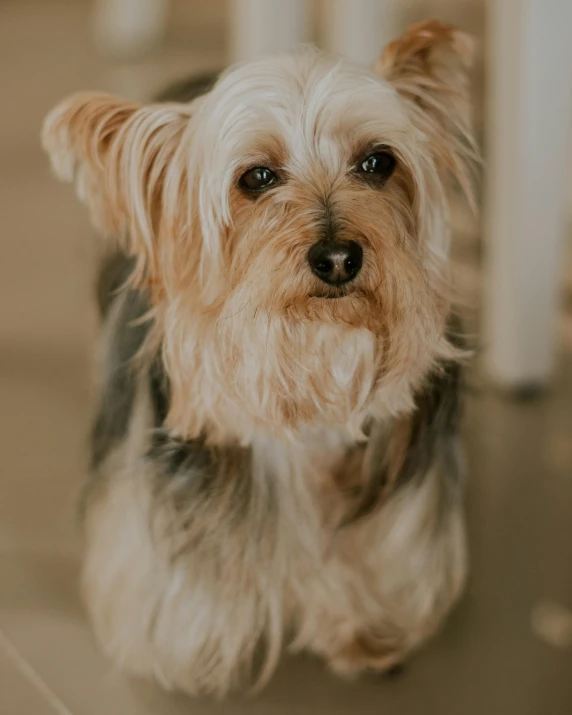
[44,20,475,698]
[376,19,477,207]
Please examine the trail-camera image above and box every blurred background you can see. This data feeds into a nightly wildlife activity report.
[1,1,571,713]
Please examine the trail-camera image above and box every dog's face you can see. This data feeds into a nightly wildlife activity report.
[43,21,474,442]
[198,52,426,326]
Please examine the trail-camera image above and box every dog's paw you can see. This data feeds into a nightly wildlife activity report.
[326,629,406,679]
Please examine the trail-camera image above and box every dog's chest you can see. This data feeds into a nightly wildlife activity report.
[250,427,366,529]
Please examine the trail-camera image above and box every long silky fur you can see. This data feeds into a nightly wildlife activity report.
[43,20,476,698]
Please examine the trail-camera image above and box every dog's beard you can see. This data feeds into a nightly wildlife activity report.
[162,274,447,444]
[221,307,381,423]
[163,299,382,443]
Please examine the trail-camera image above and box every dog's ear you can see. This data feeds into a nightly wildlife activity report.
[42,93,192,286]
[375,19,476,198]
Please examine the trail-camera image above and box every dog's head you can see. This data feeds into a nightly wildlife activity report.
[42,20,474,442]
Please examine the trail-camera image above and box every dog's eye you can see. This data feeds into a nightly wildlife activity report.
[239,166,277,192]
[358,151,396,182]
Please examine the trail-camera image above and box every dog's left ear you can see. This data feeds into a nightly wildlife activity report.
[375,19,475,192]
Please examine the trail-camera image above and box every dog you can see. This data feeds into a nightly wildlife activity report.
[41,19,475,697]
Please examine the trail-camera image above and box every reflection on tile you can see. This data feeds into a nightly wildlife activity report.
[0,629,72,715]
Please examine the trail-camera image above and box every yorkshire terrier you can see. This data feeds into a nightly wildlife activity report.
[42,20,475,697]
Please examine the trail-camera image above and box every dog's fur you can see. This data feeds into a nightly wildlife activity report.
[42,20,475,697]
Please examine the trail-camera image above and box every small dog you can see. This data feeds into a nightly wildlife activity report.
[42,20,475,697]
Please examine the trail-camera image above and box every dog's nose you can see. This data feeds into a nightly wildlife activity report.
[307,240,363,285]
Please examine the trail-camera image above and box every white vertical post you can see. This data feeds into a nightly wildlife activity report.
[228,0,310,63]
[483,0,572,388]
[92,0,170,58]
[322,0,397,66]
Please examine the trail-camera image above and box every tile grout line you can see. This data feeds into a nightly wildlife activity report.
[0,626,75,715]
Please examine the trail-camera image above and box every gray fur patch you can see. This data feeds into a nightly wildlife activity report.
[346,322,465,524]
[90,255,152,468]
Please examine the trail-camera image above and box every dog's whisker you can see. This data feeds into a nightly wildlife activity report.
[216,300,251,322]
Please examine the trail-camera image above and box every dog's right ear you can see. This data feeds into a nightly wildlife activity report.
[42,92,192,286]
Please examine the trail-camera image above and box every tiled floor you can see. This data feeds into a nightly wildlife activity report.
[1,2,572,713]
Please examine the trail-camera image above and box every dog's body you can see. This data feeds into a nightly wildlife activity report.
[43,21,475,697]
[85,248,466,695]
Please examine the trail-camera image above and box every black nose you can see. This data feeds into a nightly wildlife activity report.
[307,240,363,285]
